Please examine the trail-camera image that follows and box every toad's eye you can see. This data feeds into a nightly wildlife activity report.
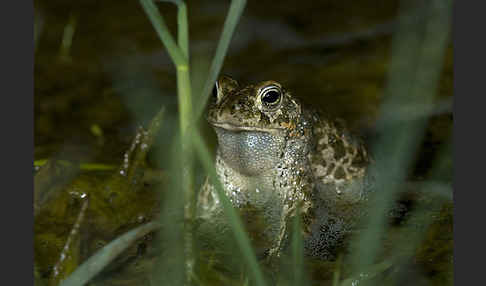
[212,81,219,100]
[212,80,222,104]
[259,85,282,108]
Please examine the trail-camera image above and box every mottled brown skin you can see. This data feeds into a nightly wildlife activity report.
[198,76,371,260]
[207,77,304,133]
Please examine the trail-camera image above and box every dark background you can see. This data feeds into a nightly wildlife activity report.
[34,0,452,172]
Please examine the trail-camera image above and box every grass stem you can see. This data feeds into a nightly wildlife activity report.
[194,0,247,119]
[192,130,267,286]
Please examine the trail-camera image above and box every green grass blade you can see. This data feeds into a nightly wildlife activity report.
[386,141,452,276]
[34,160,117,171]
[194,0,247,119]
[332,255,342,286]
[153,136,187,286]
[350,0,452,273]
[291,211,304,286]
[59,222,160,286]
[177,2,189,58]
[339,259,394,286]
[192,129,267,286]
[139,0,187,66]
[59,14,76,61]
[159,0,188,58]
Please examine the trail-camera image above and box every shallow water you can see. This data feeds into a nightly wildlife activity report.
[34,0,453,285]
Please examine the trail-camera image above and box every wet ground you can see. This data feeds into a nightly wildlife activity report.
[34,0,453,285]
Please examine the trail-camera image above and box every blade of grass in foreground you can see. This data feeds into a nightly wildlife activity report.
[387,141,452,269]
[152,136,187,286]
[59,222,161,286]
[139,0,186,67]
[194,0,247,120]
[349,0,452,275]
[139,0,192,137]
[139,2,196,282]
[192,130,267,286]
[140,1,249,284]
[291,210,304,286]
[339,259,394,286]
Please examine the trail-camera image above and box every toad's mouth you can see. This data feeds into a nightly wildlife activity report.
[209,121,284,133]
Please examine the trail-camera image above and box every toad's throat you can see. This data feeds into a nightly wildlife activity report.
[212,125,286,177]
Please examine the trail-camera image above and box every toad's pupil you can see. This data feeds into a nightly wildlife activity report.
[262,90,280,104]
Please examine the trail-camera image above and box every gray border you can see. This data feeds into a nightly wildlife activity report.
[1,0,34,284]
[453,0,478,285]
